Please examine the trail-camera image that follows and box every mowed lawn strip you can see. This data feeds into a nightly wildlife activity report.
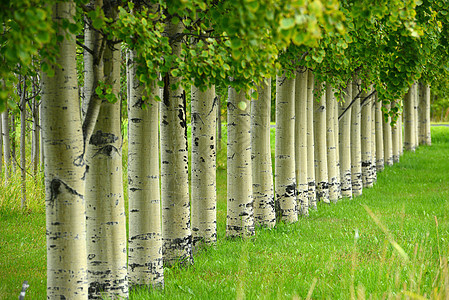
[1,126,448,299]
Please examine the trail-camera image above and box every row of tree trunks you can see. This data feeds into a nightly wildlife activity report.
[39,8,435,295]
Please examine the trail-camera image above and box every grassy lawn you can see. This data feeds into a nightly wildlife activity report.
[1,127,448,299]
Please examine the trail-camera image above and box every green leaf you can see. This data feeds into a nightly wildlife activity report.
[95,86,103,96]
[280,18,295,30]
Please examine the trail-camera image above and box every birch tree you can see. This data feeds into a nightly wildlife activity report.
[383,103,393,166]
[314,80,329,203]
[326,83,339,203]
[19,76,27,208]
[391,101,401,163]
[374,95,384,172]
[404,84,418,152]
[2,109,10,180]
[227,87,254,237]
[361,90,374,188]
[275,73,298,222]
[338,83,352,198]
[251,80,276,226]
[351,81,363,197]
[127,51,163,287]
[41,2,88,298]
[191,85,217,246]
[371,99,377,183]
[85,3,128,297]
[295,70,309,216]
[31,88,40,176]
[160,20,192,265]
[419,83,431,145]
[306,70,316,209]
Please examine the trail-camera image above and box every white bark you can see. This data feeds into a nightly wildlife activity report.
[275,73,297,222]
[251,80,276,226]
[160,21,192,265]
[127,51,163,287]
[419,83,431,146]
[404,86,416,152]
[20,78,27,208]
[326,84,339,203]
[314,80,329,203]
[383,103,393,166]
[191,85,217,246]
[334,90,341,200]
[414,82,419,147]
[398,111,403,157]
[41,2,88,298]
[338,83,352,198]
[306,70,316,209]
[295,70,309,216]
[227,87,254,237]
[351,81,362,197]
[2,108,10,180]
[391,100,401,163]
[371,97,377,183]
[82,14,94,120]
[361,89,374,188]
[32,95,40,175]
[85,8,128,297]
[375,94,384,172]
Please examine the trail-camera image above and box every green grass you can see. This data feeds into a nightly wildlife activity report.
[1,127,449,299]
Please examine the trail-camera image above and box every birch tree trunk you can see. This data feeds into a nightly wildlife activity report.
[251,80,276,226]
[127,50,163,287]
[419,83,431,145]
[20,78,27,208]
[351,80,363,197]
[41,2,88,298]
[32,95,40,175]
[275,74,298,222]
[326,83,339,203]
[82,12,95,120]
[227,87,255,237]
[383,103,393,166]
[334,91,341,200]
[191,85,217,246]
[217,95,222,152]
[2,108,10,180]
[314,80,329,203]
[306,70,316,209]
[391,100,401,163]
[339,83,352,198]
[295,70,309,216]
[414,82,419,148]
[11,113,17,172]
[361,90,374,188]
[160,21,192,265]
[375,95,384,172]
[371,99,377,183]
[85,5,128,297]
[404,86,416,152]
